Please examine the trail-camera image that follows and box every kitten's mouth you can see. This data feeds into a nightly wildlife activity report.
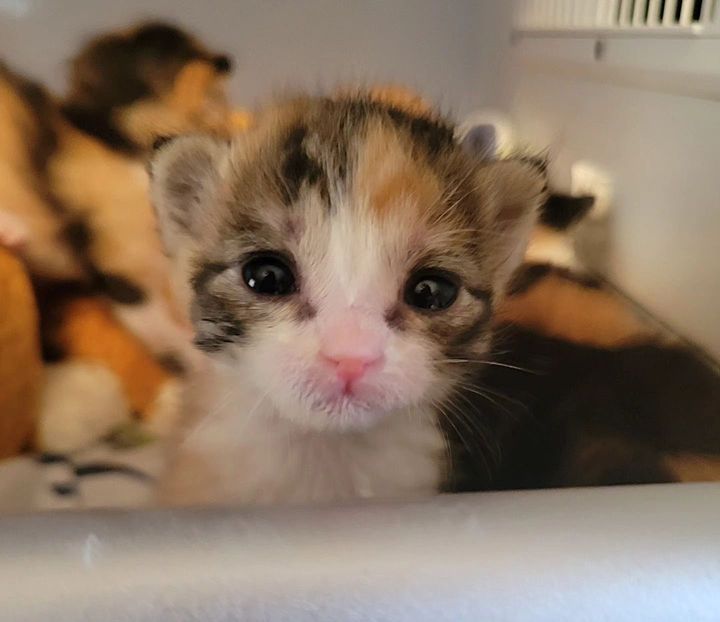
[311,391,373,415]
[276,364,406,430]
[304,387,391,429]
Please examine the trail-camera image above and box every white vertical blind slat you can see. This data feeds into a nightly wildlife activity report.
[595,0,610,26]
[647,0,662,24]
[679,0,695,25]
[633,0,648,25]
[619,0,633,25]
[663,0,679,24]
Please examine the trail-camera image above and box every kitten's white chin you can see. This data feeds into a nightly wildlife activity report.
[158,365,445,506]
[276,393,397,433]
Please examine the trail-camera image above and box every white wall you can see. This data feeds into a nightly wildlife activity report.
[501,35,720,358]
[0,0,497,115]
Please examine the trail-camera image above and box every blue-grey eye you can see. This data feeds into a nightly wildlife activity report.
[242,255,296,296]
[405,270,459,311]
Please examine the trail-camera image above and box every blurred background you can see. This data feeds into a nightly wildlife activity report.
[2,0,716,357]
[0,0,506,114]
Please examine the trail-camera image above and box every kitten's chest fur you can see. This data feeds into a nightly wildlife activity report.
[159,370,446,506]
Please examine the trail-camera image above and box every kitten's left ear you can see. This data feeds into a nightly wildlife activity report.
[150,134,230,254]
[477,159,547,289]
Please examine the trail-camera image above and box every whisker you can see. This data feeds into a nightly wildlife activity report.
[182,385,272,448]
[440,358,537,374]
[449,390,503,466]
[434,398,493,480]
[180,386,236,445]
[453,376,537,425]
[453,380,511,416]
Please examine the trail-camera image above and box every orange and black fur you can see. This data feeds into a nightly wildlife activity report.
[0,22,235,369]
[444,189,720,491]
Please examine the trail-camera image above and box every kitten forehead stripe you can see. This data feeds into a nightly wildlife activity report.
[279,124,325,206]
[337,97,455,158]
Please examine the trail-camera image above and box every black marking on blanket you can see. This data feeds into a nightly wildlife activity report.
[74,462,154,481]
[52,483,78,496]
[37,452,155,503]
[37,453,72,465]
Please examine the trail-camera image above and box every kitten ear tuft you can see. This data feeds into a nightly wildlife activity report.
[149,134,230,253]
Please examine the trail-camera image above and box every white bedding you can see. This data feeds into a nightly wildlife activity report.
[0,441,163,513]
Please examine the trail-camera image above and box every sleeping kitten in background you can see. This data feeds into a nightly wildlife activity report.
[150,95,545,505]
[0,22,233,371]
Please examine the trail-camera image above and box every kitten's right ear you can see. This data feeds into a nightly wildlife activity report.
[459,124,498,160]
[456,111,516,160]
[149,135,230,253]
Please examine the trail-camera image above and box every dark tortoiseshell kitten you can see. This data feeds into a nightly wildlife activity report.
[150,95,545,505]
[0,22,233,371]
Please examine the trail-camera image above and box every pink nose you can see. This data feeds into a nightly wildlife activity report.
[319,311,387,387]
[331,357,375,383]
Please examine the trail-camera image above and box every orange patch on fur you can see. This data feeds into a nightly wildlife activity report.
[170,61,218,114]
[230,109,253,132]
[336,83,434,117]
[496,273,654,348]
[355,124,441,219]
[664,454,720,482]
[0,248,41,458]
[370,167,440,217]
[56,298,172,418]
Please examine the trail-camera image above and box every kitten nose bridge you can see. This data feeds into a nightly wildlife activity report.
[319,311,387,366]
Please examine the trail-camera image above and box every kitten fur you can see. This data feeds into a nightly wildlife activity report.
[0,22,233,368]
[456,114,720,488]
[446,322,720,492]
[151,95,546,505]
[476,198,720,489]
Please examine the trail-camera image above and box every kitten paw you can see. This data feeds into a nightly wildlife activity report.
[0,211,29,250]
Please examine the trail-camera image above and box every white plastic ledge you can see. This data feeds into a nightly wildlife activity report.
[1,483,719,621]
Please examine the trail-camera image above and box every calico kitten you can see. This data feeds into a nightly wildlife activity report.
[446,322,720,492]
[498,190,656,348]
[428,110,719,490]
[150,95,546,505]
[0,22,233,369]
[525,191,597,269]
[460,186,720,490]
[63,22,233,154]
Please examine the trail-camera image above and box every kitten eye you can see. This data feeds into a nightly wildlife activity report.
[242,255,296,296]
[404,270,459,311]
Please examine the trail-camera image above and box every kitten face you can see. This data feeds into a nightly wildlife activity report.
[151,97,544,431]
